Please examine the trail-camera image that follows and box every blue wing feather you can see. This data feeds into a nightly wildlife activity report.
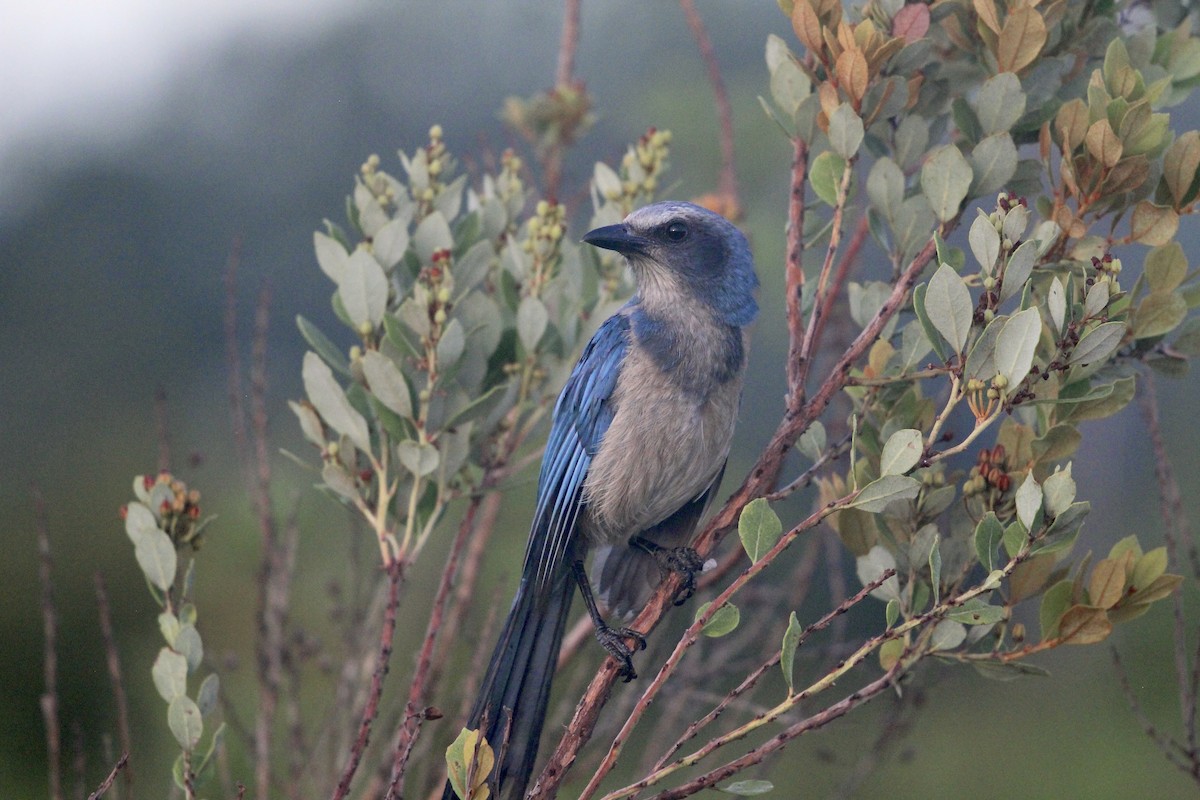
[525,308,631,592]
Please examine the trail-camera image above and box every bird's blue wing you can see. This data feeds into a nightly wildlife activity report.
[524,309,631,593]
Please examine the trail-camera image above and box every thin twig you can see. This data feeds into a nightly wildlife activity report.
[87,753,130,800]
[94,573,134,799]
[223,236,249,466]
[386,495,486,797]
[35,485,63,800]
[333,561,406,800]
[784,137,809,397]
[680,0,738,207]
[154,387,172,473]
[1111,647,1195,775]
[555,0,581,87]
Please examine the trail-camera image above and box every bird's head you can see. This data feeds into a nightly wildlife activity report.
[582,201,759,327]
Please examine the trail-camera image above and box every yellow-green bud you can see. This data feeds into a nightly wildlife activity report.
[548,223,563,241]
[428,159,442,176]
[429,124,443,140]
[349,345,363,362]
[536,199,550,217]
[357,321,374,337]
[436,287,452,304]
[434,308,447,325]
[992,373,1009,389]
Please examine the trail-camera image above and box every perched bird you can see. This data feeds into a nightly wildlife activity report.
[447,200,758,800]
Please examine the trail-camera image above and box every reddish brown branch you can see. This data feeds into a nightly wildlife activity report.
[94,573,134,799]
[555,0,581,88]
[87,753,130,800]
[680,0,738,207]
[386,496,486,797]
[333,561,406,800]
[784,138,809,398]
[35,485,63,800]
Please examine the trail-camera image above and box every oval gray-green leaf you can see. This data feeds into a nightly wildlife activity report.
[1068,321,1125,366]
[372,217,410,270]
[925,264,974,354]
[850,475,921,513]
[168,695,204,751]
[828,103,865,159]
[153,647,188,702]
[867,157,904,220]
[920,145,972,222]
[361,351,413,418]
[136,529,177,592]
[809,151,846,206]
[781,611,802,693]
[856,545,901,601]
[303,352,371,453]
[517,296,549,353]
[397,440,440,477]
[999,239,1038,305]
[697,601,741,637]
[175,624,204,671]
[930,619,967,651]
[721,779,775,796]
[880,428,923,476]
[973,72,1026,135]
[321,463,360,501]
[1133,291,1188,339]
[1015,472,1042,531]
[339,249,388,329]
[994,308,1041,394]
[314,231,349,283]
[125,501,160,547]
[1047,277,1066,333]
[969,212,1001,273]
[197,673,220,717]
[437,318,466,370]
[798,420,826,462]
[413,212,454,263]
[970,133,1018,196]
[739,497,783,563]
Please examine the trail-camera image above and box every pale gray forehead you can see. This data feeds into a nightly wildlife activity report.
[624,202,696,231]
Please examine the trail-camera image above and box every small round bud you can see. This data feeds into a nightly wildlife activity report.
[436,287,452,304]
[429,124,443,140]
[357,321,374,337]
[536,199,550,217]
[349,345,363,362]
[434,308,447,325]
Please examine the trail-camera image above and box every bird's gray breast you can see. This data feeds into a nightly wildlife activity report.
[579,319,748,547]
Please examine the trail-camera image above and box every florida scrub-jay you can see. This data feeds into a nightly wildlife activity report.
[447,201,758,799]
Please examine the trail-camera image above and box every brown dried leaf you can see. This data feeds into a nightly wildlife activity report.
[893,3,931,43]
[1085,119,1122,168]
[1057,605,1113,645]
[997,6,1046,74]
[1130,201,1180,245]
[836,48,870,105]
[974,0,1002,35]
[792,0,825,57]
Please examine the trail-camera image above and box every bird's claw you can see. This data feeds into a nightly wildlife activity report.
[660,546,705,606]
[596,624,646,682]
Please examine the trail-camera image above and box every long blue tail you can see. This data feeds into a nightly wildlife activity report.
[445,565,574,799]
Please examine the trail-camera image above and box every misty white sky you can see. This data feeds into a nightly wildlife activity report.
[0,0,351,193]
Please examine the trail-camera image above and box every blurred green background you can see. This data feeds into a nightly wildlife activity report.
[3,2,1199,797]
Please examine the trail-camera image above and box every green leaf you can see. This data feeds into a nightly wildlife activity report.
[920,145,973,222]
[696,601,741,637]
[175,624,203,671]
[970,133,1018,196]
[1047,277,1066,334]
[867,157,904,219]
[925,264,974,353]
[1133,291,1188,339]
[517,295,549,353]
[810,151,847,206]
[168,696,204,751]
[361,351,413,418]
[913,284,950,363]
[1039,580,1073,639]
[999,240,1037,305]
[321,463,360,501]
[946,598,1007,626]
[769,47,811,115]
[1042,464,1076,517]
[974,72,1026,134]
[297,315,350,376]
[136,529,178,592]
[445,728,494,800]
[437,318,467,370]
[1163,130,1200,207]
[828,103,865,159]
[1033,500,1090,554]
[153,647,189,702]
[372,217,410,270]
[158,611,180,647]
[781,611,802,693]
[722,780,775,796]
[125,501,160,547]
[303,352,371,453]
[929,536,943,605]
[885,598,900,628]
[397,441,440,477]
[1068,321,1126,366]
[994,308,1041,395]
[856,545,901,602]
[739,498,783,563]
[879,428,923,476]
[972,659,1051,681]
[930,619,967,651]
[196,673,220,717]
[969,212,1001,273]
[1132,547,1168,591]
[974,512,1004,571]
[1084,280,1110,319]
[1144,242,1188,293]
[413,211,454,262]
[339,248,388,329]
[1066,376,1135,422]
[798,420,826,462]
[849,475,921,513]
[314,231,349,282]
[1015,472,1042,531]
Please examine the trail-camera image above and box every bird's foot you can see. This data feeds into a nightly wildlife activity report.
[634,538,705,606]
[595,623,646,682]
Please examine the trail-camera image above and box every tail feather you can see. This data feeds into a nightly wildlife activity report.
[445,565,574,800]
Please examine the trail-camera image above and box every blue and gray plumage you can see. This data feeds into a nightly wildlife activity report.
[447,201,758,800]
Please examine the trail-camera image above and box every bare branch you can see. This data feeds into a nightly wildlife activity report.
[87,753,130,800]
[680,0,738,207]
[94,572,134,800]
[36,485,63,800]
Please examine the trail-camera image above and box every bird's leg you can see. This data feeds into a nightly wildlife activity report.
[570,559,646,681]
[632,536,705,606]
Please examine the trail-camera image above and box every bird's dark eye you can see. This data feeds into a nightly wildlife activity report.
[665,221,689,242]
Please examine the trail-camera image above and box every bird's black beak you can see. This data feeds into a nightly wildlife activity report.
[582,223,649,256]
